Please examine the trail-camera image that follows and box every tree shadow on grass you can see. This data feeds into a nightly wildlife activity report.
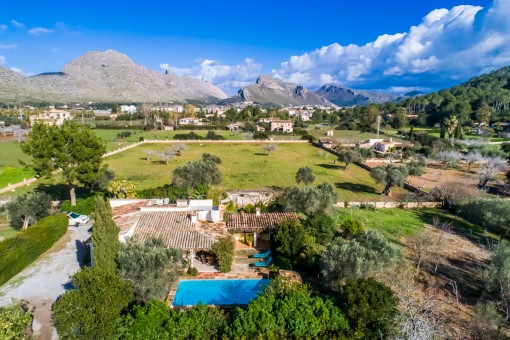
[35,184,92,201]
[318,163,342,170]
[335,182,378,195]
[255,153,269,156]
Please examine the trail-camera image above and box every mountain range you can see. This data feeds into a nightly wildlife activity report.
[0,49,421,106]
[0,50,227,103]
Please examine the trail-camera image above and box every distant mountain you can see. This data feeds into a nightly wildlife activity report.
[314,84,419,107]
[0,50,227,103]
[224,75,335,107]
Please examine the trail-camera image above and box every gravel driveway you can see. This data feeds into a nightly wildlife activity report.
[0,223,91,339]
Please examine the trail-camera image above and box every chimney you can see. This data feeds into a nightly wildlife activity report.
[255,207,261,216]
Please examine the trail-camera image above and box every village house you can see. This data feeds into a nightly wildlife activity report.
[120,105,137,114]
[318,137,336,149]
[179,117,203,126]
[373,138,403,153]
[269,119,293,133]
[29,109,72,126]
[226,209,299,248]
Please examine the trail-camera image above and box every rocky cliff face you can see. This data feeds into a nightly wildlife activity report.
[232,75,335,106]
[315,84,412,107]
[0,50,227,103]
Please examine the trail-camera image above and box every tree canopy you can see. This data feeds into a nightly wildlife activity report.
[52,267,133,340]
[228,279,349,338]
[172,159,221,190]
[320,230,400,287]
[21,121,106,206]
[370,164,409,196]
[2,192,51,229]
[91,196,120,271]
[117,237,182,304]
[284,183,336,215]
[295,166,315,185]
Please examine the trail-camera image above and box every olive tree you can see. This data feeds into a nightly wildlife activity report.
[263,144,277,156]
[2,192,52,229]
[295,166,315,185]
[476,157,507,189]
[320,230,400,287]
[370,165,409,196]
[117,237,182,304]
[337,149,361,169]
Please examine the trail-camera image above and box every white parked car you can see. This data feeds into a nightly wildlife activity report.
[67,212,89,226]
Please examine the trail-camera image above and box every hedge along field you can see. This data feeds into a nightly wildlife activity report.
[105,143,407,201]
[0,214,68,287]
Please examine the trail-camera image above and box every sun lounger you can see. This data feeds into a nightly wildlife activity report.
[252,249,271,258]
[253,256,272,267]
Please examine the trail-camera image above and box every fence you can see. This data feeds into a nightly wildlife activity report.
[335,201,441,209]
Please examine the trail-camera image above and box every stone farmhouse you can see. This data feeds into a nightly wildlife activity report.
[269,119,293,133]
[29,109,72,126]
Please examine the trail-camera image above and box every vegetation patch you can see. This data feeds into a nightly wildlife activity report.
[0,167,35,188]
[106,143,407,201]
[0,214,68,286]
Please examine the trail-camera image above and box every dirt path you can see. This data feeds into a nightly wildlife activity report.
[0,223,91,339]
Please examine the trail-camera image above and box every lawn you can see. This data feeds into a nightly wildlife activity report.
[105,142,407,201]
[0,142,31,167]
[0,167,35,188]
[331,207,500,243]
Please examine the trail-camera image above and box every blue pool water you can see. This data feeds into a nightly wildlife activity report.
[172,279,270,306]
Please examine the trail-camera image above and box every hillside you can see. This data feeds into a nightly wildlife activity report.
[227,75,335,107]
[0,50,227,103]
[399,66,510,123]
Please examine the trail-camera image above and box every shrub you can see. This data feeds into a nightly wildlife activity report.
[202,153,222,164]
[0,214,68,286]
[341,217,366,237]
[212,237,235,273]
[0,302,32,340]
[60,194,101,215]
[188,267,198,276]
[205,131,225,140]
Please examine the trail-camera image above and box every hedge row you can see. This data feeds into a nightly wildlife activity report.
[0,214,68,286]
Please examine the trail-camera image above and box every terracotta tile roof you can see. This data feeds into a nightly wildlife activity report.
[226,212,299,232]
[112,201,148,233]
[133,212,217,250]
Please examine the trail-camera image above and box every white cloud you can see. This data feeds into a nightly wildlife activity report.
[272,0,510,91]
[0,55,5,65]
[10,67,23,74]
[0,44,19,49]
[161,58,263,95]
[29,27,53,36]
[11,20,25,29]
[0,24,7,31]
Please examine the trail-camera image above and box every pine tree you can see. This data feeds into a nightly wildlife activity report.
[91,196,120,271]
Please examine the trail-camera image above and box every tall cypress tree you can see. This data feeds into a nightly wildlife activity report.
[409,125,414,141]
[439,122,446,139]
[454,123,463,140]
[91,196,120,271]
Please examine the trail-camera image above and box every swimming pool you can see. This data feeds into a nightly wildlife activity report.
[172,279,270,306]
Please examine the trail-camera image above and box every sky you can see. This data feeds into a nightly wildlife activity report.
[1,0,508,95]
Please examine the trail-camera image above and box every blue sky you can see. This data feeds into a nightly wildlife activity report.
[1,0,508,95]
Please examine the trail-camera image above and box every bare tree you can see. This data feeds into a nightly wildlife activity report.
[264,144,277,156]
[157,148,177,165]
[171,143,186,156]
[476,157,507,189]
[433,151,462,169]
[144,149,156,161]
[465,152,483,170]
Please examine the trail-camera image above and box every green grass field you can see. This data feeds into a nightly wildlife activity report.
[105,142,407,201]
[332,207,499,242]
[0,167,35,188]
[0,142,31,167]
